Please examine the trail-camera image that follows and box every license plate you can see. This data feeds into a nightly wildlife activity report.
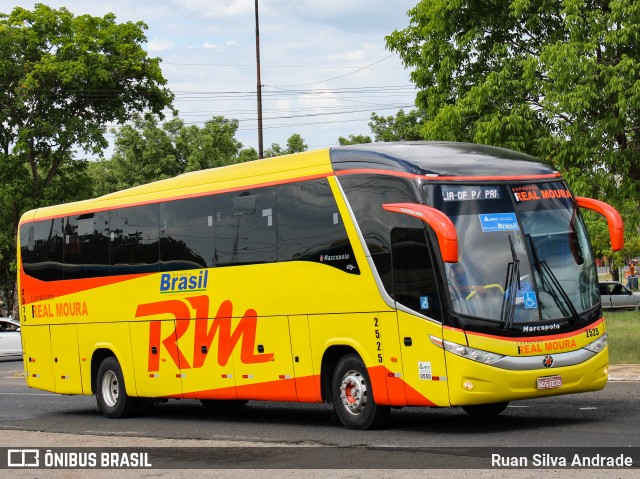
[537,375,562,390]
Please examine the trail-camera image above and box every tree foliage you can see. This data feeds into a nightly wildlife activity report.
[338,134,373,145]
[386,0,640,265]
[90,114,257,196]
[0,4,173,314]
[263,133,308,158]
[369,109,424,142]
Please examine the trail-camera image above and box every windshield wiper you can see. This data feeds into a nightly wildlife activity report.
[526,234,579,323]
[500,235,520,328]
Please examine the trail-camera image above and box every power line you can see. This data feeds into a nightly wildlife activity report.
[276,54,399,87]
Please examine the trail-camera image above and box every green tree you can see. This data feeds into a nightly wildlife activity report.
[386,0,640,269]
[0,4,174,315]
[369,109,424,142]
[264,133,308,158]
[338,134,372,145]
[90,114,256,196]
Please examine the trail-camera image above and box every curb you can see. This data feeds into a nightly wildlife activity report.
[607,364,640,382]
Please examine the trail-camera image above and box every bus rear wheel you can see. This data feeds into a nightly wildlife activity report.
[96,356,139,419]
[462,401,509,417]
[332,354,389,430]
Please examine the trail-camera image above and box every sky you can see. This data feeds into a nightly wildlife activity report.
[6,0,418,155]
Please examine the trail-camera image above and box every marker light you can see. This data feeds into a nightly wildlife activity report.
[584,332,608,354]
[430,336,504,365]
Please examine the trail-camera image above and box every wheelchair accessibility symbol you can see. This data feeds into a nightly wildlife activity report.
[523,292,538,309]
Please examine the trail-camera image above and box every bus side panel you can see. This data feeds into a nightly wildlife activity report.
[397,311,449,407]
[178,317,237,400]
[288,315,320,402]
[378,312,406,406]
[234,315,297,401]
[77,322,138,397]
[308,312,391,406]
[130,320,184,398]
[22,325,56,393]
[50,324,83,394]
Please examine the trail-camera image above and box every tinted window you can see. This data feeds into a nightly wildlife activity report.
[110,204,160,275]
[160,196,215,271]
[64,212,110,279]
[340,175,419,295]
[215,188,276,266]
[391,227,442,320]
[277,179,358,274]
[20,218,64,281]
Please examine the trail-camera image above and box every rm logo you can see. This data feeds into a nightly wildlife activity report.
[135,295,274,372]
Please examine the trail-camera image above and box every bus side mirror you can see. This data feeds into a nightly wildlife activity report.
[382,203,459,263]
[575,197,624,251]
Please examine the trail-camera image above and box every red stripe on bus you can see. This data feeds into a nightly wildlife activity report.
[20,272,150,304]
[335,168,562,182]
[466,317,605,343]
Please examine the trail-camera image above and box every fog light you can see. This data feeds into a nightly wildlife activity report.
[463,381,475,391]
[604,367,608,376]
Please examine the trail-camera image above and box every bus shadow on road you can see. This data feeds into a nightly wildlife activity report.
[88,398,603,435]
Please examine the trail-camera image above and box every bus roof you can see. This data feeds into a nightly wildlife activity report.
[21,142,559,223]
[22,147,333,222]
[329,141,558,179]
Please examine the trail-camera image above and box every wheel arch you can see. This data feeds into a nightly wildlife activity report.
[90,347,137,397]
[320,345,360,403]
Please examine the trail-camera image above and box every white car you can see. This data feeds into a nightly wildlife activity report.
[0,318,22,359]
[599,281,640,311]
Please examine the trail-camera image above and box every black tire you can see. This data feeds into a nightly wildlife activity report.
[332,354,389,430]
[200,399,248,412]
[96,356,139,419]
[462,401,509,417]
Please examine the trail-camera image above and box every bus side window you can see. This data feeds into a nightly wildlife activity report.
[391,227,442,320]
[109,204,160,275]
[64,212,110,279]
[340,174,442,317]
[215,188,276,266]
[20,218,64,281]
[340,175,418,297]
[276,179,357,273]
[160,196,215,271]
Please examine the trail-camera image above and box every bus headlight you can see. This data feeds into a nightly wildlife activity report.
[584,332,608,354]
[431,336,504,365]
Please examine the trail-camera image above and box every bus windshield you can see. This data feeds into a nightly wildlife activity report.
[426,182,599,326]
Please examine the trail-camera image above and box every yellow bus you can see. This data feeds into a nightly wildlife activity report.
[17,142,622,429]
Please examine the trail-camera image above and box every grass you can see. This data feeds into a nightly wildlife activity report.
[603,310,640,364]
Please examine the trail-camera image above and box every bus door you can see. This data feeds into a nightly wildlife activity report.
[391,227,449,407]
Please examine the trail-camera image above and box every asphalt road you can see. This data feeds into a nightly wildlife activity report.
[1,358,639,447]
[0,360,640,479]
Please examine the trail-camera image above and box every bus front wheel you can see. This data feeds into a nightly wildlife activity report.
[96,356,139,419]
[332,354,389,430]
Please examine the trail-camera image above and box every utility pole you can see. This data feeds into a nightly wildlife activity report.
[254,0,264,159]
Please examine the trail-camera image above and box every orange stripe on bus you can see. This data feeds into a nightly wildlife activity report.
[20,272,150,304]
[335,168,561,182]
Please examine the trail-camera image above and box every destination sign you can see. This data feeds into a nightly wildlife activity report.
[441,185,502,202]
